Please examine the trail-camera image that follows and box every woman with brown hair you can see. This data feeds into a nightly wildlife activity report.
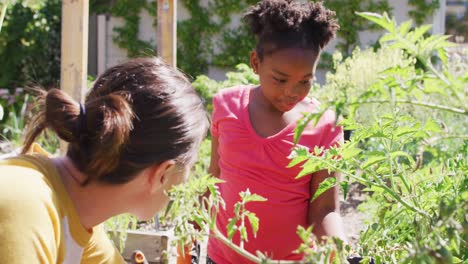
[0,57,209,263]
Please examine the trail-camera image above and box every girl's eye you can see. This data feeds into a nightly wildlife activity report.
[301,79,312,85]
[273,77,287,83]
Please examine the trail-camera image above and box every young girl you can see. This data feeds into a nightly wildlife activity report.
[207,1,346,263]
[0,57,209,263]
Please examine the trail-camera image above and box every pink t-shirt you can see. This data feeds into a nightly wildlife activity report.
[208,85,343,264]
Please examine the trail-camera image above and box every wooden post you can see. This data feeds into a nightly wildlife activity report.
[157,0,177,66]
[61,0,89,101]
[60,0,89,152]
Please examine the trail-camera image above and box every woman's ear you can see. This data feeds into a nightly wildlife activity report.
[147,160,176,193]
[250,50,260,74]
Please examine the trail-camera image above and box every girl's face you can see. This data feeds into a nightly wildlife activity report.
[250,48,319,112]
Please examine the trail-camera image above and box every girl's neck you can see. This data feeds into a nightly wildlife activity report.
[53,157,130,230]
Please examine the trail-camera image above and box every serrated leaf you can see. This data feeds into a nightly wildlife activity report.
[234,203,241,216]
[341,146,362,160]
[362,156,387,170]
[437,48,448,64]
[311,177,337,202]
[340,181,349,200]
[239,226,248,241]
[296,159,323,179]
[243,193,267,203]
[287,146,310,167]
[395,126,419,137]
[390,151,415,165]
[380,33,397,43]
[410,24,433,42]
[294,111,322,143]
[227,218,238,240]
[424,119,442,132]
[357,12,395,33]
[399,20,413,35]
[246,213,260,237]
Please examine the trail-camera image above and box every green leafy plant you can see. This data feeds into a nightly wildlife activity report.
[0,0,61,88]
[290,12,466,263]
[0,0,45,33]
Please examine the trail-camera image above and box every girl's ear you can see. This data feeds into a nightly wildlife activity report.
[250,50,260,74]
[147,160,176,193]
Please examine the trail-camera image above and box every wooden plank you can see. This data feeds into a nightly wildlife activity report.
[157,0,177,67]
[108,230,177,264]
[61,0,89,101]
[60,0,89,152]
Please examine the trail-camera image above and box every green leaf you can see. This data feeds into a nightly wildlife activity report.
[239,226,248,241]
[394,126,419,137]
[227,218,238,240]
[356,12,395,33]
[287,146,310,167]
[311,177,337,202]
[424,119,442,132]
[246,213,260,237]
[362,156,387,170]
[340,181,349,200]
[409,24,432,42]
[390,151,415,165]
[296,159,323,179]
[437,48,448,64]
[294,111,322,143]
[341,146,362,160]
[399,20,413,36]
[234,202,242,216]
[243,193,267,203]
[379,33,397,43]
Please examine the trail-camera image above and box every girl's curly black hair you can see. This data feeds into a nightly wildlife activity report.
[244,0,339,60]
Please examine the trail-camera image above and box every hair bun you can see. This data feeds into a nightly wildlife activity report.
[244,0,339,54]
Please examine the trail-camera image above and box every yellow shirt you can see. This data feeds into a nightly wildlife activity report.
[0,145,125,264]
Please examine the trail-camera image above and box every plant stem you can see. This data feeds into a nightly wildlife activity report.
[240,204,245,249]
[0,2,8,34]
[374,178,431,219]
[212,227,300,264]
[317,157,431,219]
[353,100,466,115]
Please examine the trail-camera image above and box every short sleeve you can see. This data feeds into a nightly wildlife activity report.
[319,110,344,150]
[211,91,234,137]
[81,225,126,264]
